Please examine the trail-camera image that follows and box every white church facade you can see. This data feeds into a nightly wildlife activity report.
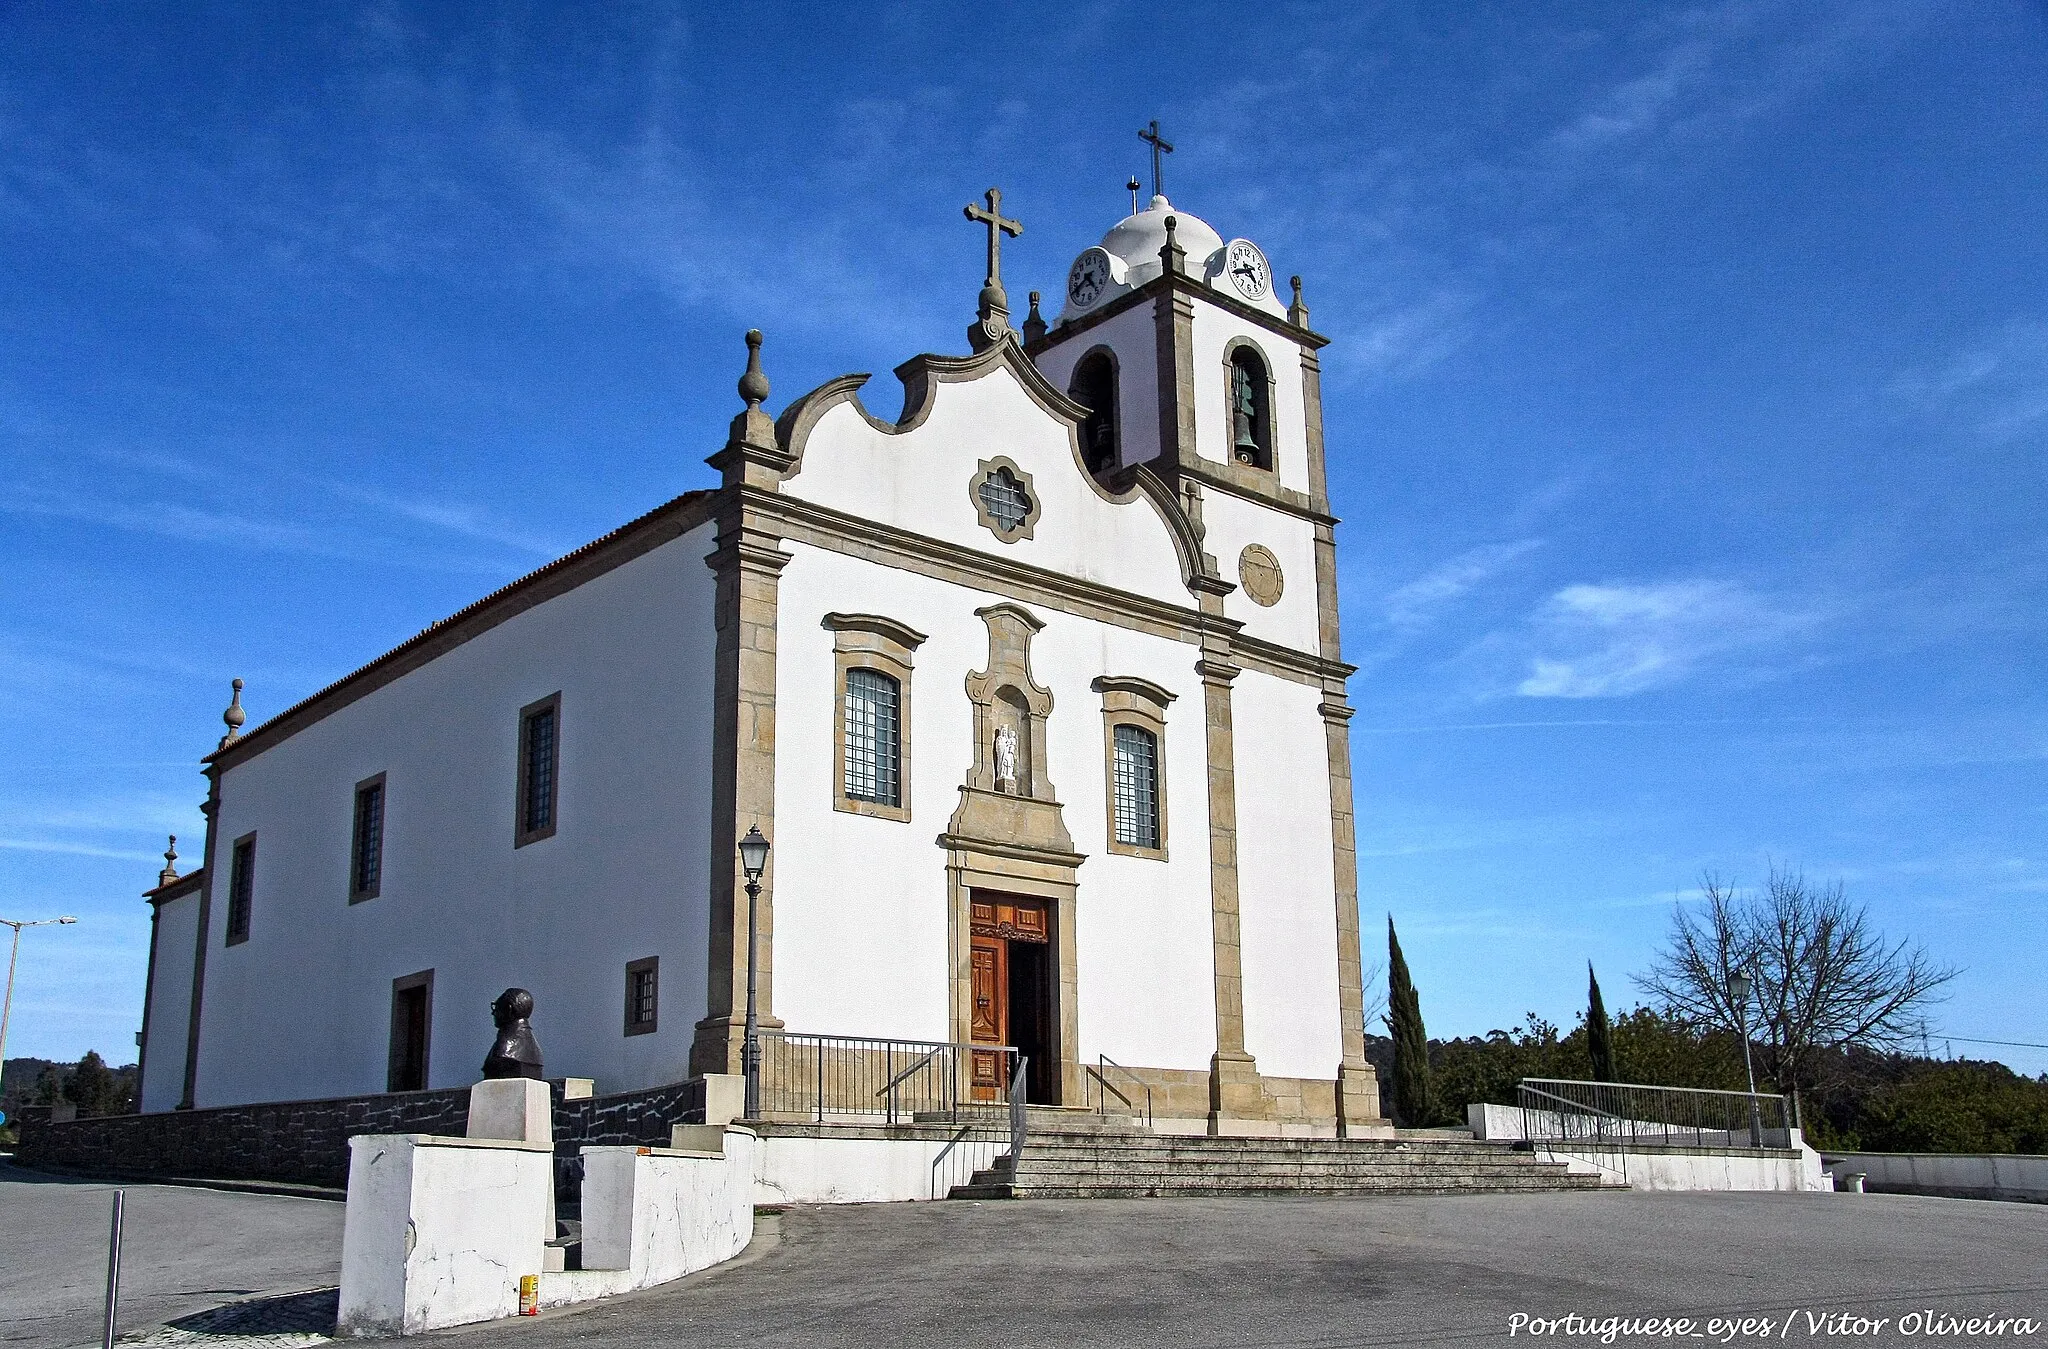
[134,186,1384,1138]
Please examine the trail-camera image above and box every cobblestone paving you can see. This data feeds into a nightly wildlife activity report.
[96,1289,337,1349]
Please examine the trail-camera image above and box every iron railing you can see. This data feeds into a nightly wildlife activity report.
[1085,1054,1153,1129]
[754,1031,1018,1123]
[926,1052,1031,1199]
[1517,1078,1792,1151]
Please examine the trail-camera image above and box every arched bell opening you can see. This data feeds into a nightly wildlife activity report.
[1226,343,1274,471]
[1066,347,1120,476]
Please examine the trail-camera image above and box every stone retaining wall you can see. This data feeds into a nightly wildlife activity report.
[15,1078,708,1190]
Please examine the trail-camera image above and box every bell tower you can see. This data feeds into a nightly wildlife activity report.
[1025,195,1333,530]
[1026,168,1381,1137]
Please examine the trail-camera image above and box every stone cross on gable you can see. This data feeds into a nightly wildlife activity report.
[964,187,1024,352]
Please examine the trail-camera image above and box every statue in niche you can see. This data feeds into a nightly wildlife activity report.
[993,724,1019,794]
[482,987,545,1080]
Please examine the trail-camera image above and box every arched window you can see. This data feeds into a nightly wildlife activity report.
[843,667,902,807]
[1228,345,1273,470]
[1067,350,1119,473]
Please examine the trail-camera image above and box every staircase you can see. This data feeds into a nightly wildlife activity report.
[950,1112,1611,1199]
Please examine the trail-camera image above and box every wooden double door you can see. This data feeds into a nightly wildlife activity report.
[968,892,1056,1104]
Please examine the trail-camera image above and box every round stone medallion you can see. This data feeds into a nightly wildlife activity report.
[1238,544,1285,607]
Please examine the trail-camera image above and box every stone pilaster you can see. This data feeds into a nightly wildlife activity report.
[181,776,220,1109]
[1197,644,1269,1132]
[690,506,792,1078]
[1322,696,1384,1133]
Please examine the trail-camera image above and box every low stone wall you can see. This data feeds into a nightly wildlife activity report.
[15,1078,708,1190]
[1823,1151,2048,1203]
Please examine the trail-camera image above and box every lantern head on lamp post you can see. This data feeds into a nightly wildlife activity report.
[738,826,770,1120]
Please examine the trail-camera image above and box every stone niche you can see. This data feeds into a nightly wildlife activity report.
[946,603,1072,854]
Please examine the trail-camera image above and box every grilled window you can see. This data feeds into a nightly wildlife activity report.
[625,957,659,1035]
[1112,724,1160,850]
[843,668,901,806]
[351,777,385,900]
[225,835,255,945]
[517,695,560,846]
[977,467,1031,533]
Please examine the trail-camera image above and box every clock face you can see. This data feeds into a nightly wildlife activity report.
[1068,247,1112,309]
[1224,239,1271,301]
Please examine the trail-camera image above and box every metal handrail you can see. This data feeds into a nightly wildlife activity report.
[877,1046,947,1124]
[931,1122,976,1200]
[1515,1077,1790,1152]
[752,1031,1017,1123]
[1087,1054,1153,1130]
[1007,1054,1029,1161]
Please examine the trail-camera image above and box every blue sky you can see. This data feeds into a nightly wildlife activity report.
[3,1,2044,1076]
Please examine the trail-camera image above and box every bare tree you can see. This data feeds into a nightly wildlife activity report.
[1637,866,1957,1094]
[1360,958,1387,1036]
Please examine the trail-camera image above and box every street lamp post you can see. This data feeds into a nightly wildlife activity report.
[0,915,80,1102]
[1728,967,1763,1147]
[736,826,771,1121]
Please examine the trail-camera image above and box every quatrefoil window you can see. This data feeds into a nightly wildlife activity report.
[969,457,1041,543]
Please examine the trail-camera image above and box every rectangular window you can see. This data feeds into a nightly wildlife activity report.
[624,956,659,1036]
[351,774,386,901]
[516,693,561,847]
[225,833,256,945]
[1112,724,1160,851]
[842,668,901,807]
[388,970,434,1092]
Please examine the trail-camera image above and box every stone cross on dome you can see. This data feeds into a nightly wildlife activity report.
[963,187,1024,352]
[1140,119,1174,198]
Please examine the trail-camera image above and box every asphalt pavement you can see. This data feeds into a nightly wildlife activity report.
[0,1164,342,1349]
[479,1190,2048,1349]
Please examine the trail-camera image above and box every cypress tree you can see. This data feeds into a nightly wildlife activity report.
[1587,963,1617,1083]
[1387,916,1435,1127]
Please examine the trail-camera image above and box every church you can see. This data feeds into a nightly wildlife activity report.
[132,174,1384,1139]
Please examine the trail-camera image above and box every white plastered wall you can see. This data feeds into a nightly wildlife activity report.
[192,522,718,1107]
[1231,672,1343,1080]
[771,543,1218,1073]
[1199,488,1321,650]
[784,361,1187,605]
[138,892,198,1112]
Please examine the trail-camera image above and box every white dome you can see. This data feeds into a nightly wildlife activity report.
[1055,194,1284,323]
[1100,195,1225,286]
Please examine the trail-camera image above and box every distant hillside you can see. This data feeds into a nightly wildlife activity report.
[2,1054,140,1120]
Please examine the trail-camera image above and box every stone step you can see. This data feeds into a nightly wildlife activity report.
[952,1174,1607,1200]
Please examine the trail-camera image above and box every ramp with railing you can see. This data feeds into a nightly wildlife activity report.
[1516,1078,1793,1151]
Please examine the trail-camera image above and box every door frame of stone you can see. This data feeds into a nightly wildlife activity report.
[943,842,1081,1108]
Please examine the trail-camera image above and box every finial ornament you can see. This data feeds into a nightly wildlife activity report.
[963,187,1024,352]
[159,835,180,887]
[1160,215,1185,277]
[1022,290,1046,344]
[1288,274,1310,328]
[738,329,770,410]
[1139,120,1175,198]
[219,678,245,749]
[1126,175,1141,214]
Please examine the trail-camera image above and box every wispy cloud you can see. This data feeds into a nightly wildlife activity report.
[0,839,164,863]
[1499,578,1815,698]
[1888,319,2048,445]
[1381,540,1544,634]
